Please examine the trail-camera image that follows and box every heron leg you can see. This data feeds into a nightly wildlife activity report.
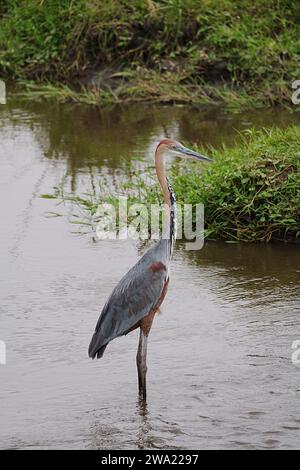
[136,328,148,401]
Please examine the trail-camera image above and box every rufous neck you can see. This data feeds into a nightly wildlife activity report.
[155,145,171,207]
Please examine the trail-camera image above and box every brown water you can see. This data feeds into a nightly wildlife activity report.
[0,96,300,450]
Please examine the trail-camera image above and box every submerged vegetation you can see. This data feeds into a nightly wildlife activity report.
[1,0,299,107]
[44,127,300,243]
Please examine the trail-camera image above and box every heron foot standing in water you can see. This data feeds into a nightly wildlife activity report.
[88,139,212,400]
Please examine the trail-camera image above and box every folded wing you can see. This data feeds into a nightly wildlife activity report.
[88,242,169,359]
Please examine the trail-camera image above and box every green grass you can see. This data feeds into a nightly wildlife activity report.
[1,0,299,108]
[43,127,300,243]
[173,127,300,242]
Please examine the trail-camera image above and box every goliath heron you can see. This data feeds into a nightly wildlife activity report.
[89,139,212,400]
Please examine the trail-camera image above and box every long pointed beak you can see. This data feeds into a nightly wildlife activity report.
[178,145,213,162]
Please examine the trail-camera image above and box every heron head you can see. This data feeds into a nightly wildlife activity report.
[156,139,212,163]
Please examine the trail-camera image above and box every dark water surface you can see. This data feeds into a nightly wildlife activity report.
[0,97,300,449]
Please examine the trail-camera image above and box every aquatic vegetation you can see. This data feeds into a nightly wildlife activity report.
[1,0,299,108]
[173,127,300,242]
[43,127,300,243]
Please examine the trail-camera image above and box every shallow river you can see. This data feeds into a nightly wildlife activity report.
[0,96,300,449]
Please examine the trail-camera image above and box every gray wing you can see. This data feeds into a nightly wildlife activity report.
[88,240,170,359]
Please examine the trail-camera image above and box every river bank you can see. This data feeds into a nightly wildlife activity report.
[0,1,299,109]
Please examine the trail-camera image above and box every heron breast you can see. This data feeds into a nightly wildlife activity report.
[140,277,169,336]
[149,262,167,272]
